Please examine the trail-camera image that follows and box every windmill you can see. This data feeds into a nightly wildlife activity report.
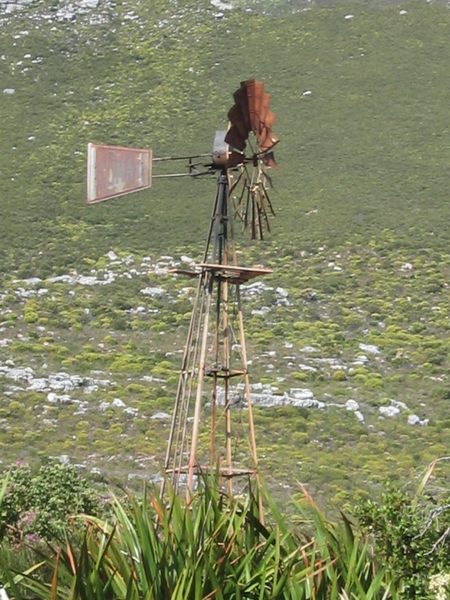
[87,80,279,519]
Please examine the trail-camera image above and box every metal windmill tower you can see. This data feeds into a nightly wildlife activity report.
[87,80,279,518]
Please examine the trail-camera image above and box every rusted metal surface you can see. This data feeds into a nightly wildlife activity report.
[225,79,278,167]
[87,143,152,204]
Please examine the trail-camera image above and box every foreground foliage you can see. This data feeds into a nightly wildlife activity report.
[355,458,450,599]
[1,478,397,599]
[0,462,448,598]
[0,464,102,544]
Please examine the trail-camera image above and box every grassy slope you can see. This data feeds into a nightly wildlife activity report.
[0,0,449,504]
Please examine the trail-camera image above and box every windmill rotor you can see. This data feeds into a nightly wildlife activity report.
[224,79,278,239]
[86,79,278,242]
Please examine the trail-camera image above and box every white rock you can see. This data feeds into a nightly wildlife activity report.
[353,354,369,365]
[107,250,118,261]
[291,388,314,400]
[300,346,318,353]
[407,414,428,426]
[391,399,408,411]
[242,281,272,296]
[48,274,73,284]
[276,287,289,298]
[141,286,164,297]
[180,255,194,264]
[399,10,407,15]
[27,378,49,391]
[151,412,171,421]
[345,399,359,411]
[210,0,232,9]
[302,90,312,96]
[408,414,420,425]
[47,392,73,404]
[0,365,34,381]
[251,307,271,316]
[291,397,325,409]
[79,0,99,8]
[3,88,15,95]
[78,275,102,286]
[141,375,166,384]
[111,398,126,408]
[400,262,413,271]
[298,364,317,373]
[379,406,400,418]
[358,343,380,355]
[48,373,82,392]
[344,14,354,20]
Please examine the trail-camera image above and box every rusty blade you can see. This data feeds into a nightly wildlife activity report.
[262,151,277,168]
[225,126,247,151]
[227,104,250,140]
[226,79,278,169]
[258,128,278,152]
[233,81,252,131]
[227,150,245,168]
[257,93,270,134]
[246,80,264,134]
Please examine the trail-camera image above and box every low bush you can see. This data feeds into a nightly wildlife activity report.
[0,463,102,544]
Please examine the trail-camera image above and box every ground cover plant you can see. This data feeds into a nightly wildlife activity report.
[0,0,449,508]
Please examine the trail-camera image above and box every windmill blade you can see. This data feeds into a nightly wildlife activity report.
[228,159,276,240]
[246,79,264,133]
[225,79,278,170]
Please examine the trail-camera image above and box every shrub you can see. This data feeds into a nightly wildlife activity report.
[355,475,450,598]
[0,463,102,543]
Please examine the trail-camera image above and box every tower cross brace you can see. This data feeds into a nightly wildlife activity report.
[161,169,272,520]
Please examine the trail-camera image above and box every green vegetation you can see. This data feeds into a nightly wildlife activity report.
[0,0,449,507]
[0,463,102,543]
[0,466,448,598]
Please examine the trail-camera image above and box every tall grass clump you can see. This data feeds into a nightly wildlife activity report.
[1,477,397,599]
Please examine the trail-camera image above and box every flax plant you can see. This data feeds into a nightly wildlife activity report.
[3,479,396,599]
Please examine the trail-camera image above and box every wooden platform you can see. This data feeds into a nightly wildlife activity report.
[165,466,256,478]
[206,367,246,379]
[170,263,272,284]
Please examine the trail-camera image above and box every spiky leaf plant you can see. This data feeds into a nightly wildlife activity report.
[3,479,396,599]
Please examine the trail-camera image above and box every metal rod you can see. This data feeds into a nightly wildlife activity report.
[153,153,211,162]
[236,284,264,524]
[152,171,213,179]
[187,276,212,495]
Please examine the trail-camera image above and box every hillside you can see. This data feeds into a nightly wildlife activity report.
[0,0,449,504]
